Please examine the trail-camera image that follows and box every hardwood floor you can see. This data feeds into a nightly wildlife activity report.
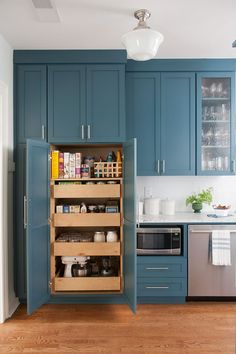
[0,303,236,353]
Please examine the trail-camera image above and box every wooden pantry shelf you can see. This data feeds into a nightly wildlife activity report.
[52,184,120,198]
[51,177,123,181]
[53,213,121,227]
[53,242,121,256]
[54,276,121,292]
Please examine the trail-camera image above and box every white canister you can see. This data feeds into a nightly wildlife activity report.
[144,198,160,215]
[94,232,105,242]
[160,199,175,215]
[106,231,118,242]
[138,201,144,216]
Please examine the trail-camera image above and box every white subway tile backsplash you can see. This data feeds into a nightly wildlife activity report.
[137,176,236,212]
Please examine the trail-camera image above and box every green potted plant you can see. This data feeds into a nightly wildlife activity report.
[186,187,213,213]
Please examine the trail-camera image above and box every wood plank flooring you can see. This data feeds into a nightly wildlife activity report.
[0,303,236,353]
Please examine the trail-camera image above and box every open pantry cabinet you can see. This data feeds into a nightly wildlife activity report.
[25,139,137,314]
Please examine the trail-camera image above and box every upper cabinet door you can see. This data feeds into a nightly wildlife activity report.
[126,73,161,176]
[160,73,195,175]
[86,65,125,142]
[123,139,137,313]
[48,65,86,143]
[197,72,235,175]
[16,65,47,143]
[26,139,50,314]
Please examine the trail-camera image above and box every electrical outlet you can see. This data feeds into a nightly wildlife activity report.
[144,186,152,198]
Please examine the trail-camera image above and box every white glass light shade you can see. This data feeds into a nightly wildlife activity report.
[121,28,164,61]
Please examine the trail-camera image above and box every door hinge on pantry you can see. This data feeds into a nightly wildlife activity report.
[48,281,52,290]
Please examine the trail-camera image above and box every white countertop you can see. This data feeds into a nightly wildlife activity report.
[138,212,236,224]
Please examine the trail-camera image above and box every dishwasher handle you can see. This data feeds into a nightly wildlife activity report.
[189,228,236,233]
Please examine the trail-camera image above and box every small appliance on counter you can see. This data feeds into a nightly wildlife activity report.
[144,198,160,215]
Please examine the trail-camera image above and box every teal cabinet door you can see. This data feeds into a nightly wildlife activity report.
[126,73,161,175]
[196,72,235,175]
[86,65,125,142]
[123,139,137,313]
[26,139,50,314]
[16,65,47,143]
[161,73,195,175]
[48,65,86,143]
[15,144,27,300]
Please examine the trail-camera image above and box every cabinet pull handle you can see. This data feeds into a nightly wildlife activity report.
[146,267,169,270]
[41,125,45,140]
[23,196,27,229]
[162,160,166,174]
[145,286,169,289]
[81,125,85,140]
[87,125,91,139]
[156,160,160,174]
[231,160,235,173]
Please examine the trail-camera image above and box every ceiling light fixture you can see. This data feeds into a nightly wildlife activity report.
[121,9,164,61]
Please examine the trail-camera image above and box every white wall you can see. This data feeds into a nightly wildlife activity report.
[0,33,19,321]
[137,176,236,213]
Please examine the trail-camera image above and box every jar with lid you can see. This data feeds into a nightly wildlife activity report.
[94,231,106,242]
[106,230,118,242]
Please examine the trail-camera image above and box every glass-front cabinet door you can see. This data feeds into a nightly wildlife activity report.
[197,72,235,175]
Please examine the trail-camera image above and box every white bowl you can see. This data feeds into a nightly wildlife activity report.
[213,208,229,217]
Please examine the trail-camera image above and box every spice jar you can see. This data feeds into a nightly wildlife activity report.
[94,231,106,242]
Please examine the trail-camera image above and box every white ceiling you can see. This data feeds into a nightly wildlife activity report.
[0,0,236,58]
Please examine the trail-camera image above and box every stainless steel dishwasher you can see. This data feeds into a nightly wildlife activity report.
[188,224,236,297]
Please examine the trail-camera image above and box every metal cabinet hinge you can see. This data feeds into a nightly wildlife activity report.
[48,154,52,161]
[48,217,51,225]
[48,281,52,289]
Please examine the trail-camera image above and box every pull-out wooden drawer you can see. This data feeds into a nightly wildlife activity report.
[137,277,187,297]
[52,183,121,199]
[54,276,121,292]
[53,213,121,227]
[53,242,121,256]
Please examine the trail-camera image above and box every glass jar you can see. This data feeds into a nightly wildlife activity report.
[94,231,106,242]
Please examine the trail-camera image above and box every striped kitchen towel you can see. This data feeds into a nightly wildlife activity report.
[210,230,231,266]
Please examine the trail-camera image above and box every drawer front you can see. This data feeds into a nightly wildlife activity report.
[137,257,187,278]
[137,277,187,297]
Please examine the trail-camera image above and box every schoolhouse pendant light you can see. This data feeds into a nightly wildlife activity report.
[121,9,164,61]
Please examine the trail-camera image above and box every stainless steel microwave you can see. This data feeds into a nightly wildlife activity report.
[137,226,182,255]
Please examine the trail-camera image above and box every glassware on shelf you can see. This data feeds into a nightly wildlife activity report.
[209,82,217,97]
[216,82,223,98]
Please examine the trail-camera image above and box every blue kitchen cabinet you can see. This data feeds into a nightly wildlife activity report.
[25,139,136,314]
[48,65,86,143]
[48,64,125,143]
[15,144,27,300]
[137,256,187,304]
[86,65,125,142]
[126,73,161,175]
[126,72,195,176]
[161,73,195,175]
[16,65,47,143]
[196,72,236,175]
[26,140,50,314]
